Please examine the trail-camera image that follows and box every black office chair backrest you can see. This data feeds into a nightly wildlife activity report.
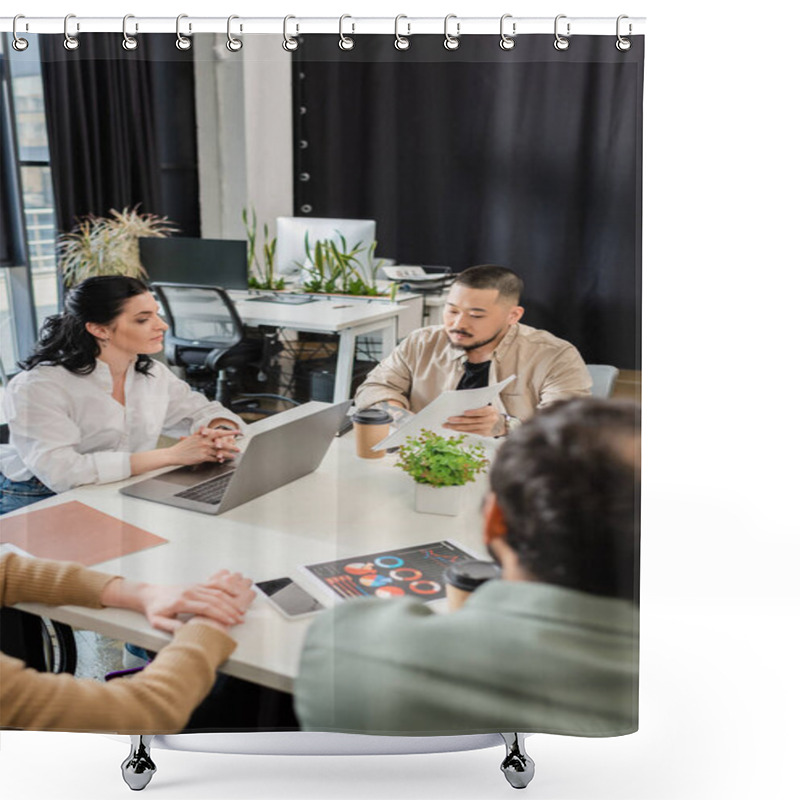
[151,283,245,353]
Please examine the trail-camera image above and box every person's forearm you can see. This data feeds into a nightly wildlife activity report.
[374,400,415,426]
[130,448,177,476]
[1,553,116,609]
[2,619,236,733]
[99,576,149,614]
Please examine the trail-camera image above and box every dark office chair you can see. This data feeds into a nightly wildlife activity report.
[151,283,299,416]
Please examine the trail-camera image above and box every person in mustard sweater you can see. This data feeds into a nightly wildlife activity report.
[0,553,255,733]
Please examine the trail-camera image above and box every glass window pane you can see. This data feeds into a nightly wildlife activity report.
[1,35,19,372]
[9,35,49,163]
[1,270,19,374]
[3,33,58,365]
[20,166,58,329]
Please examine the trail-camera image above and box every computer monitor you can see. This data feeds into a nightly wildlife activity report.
[274,217,377,279]
[138,237,249,291]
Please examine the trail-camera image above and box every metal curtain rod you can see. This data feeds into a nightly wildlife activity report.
[0,16,646,36]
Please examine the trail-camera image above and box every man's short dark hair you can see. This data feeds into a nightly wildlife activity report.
[454,265,523,304]
[489,398,640,603]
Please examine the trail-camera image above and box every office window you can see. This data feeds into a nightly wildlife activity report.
[0,270,14,375]
[1,32,24,374]
[1,33,58,373]
[9,35,59,329]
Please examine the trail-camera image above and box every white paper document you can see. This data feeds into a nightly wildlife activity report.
[0,543,33,558]
[373,374,517,450]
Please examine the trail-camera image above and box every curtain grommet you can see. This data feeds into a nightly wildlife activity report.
[12,15,29,51]
[339,14,355,51]
[616,15,632,51]
[394,15,411,51]
[283,15,299,51]
[444,14,460,51]
[176,14,192,51]
[554,14,570,51]
[226,15,243,52]
[121,14,138,51]
[499,14,516,51]
[63,14,80,50]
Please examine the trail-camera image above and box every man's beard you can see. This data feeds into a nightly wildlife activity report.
[447,327,504,352]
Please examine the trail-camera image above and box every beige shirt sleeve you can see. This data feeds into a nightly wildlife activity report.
[0,554,236,733]
[354,335,416,411]
[0,553,117,609]
[534,342,593,408]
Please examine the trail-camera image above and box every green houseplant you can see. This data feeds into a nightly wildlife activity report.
[58,207,178,287]
[242,208,285,290]
[395,429,489,515]
[298,232,394,298]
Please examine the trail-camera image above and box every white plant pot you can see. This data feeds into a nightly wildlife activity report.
[414,482,464,516]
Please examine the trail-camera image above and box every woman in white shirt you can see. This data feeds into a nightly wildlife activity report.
[0,276,245,515]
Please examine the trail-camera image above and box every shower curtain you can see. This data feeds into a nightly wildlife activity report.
[4,26,642,739]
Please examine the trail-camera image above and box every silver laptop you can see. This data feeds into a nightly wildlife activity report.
[120,401,350,515]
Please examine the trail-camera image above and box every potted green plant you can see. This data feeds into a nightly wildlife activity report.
[395,429,489,516]
[242,208,285,290]
[58,206,178,286]
[298,232,395,298]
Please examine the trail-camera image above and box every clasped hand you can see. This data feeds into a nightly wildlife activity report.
[443,405,505,437]
[171,426,241,465]
[138,569,256,634]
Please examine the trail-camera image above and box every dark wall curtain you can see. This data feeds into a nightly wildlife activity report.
[0,131,13,265]
[1,50,17,267]
[294,36,643,369]
[38,34,199,238]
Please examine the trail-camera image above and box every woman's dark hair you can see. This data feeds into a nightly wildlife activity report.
[19,275,155,375]
[490,398,641,603]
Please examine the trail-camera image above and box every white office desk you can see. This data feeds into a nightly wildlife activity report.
[231,292,404,403]
[10,421,489,694]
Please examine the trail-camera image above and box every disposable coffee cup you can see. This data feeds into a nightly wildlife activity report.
[443,559,502,611]
[353,408,393,459]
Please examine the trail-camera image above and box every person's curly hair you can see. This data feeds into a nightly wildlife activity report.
[490,398,640,603]
[19,275,154,376]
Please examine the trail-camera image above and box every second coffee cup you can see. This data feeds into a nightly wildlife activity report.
[443,559,502,612]
[352,408,393,459]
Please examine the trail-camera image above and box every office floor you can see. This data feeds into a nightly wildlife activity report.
[73,630,127,679]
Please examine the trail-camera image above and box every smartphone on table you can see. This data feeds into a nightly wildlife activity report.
[256,577,325,619]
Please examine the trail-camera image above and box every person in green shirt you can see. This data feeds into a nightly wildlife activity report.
[294,397,640,737]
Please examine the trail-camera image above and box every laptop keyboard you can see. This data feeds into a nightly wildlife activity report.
[175,472,234,505]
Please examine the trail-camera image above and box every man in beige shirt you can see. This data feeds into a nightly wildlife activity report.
[355,265,592,436]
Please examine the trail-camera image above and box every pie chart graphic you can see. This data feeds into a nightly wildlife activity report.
[359,574,393,588]
[390,568,423,582]
[375,585,406,599]
[409,580,441,595]
[343,562,375,576]
[374,556,404,569]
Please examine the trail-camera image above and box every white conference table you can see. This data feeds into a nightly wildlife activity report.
[231,292,404,404]
[10,411,490,694]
